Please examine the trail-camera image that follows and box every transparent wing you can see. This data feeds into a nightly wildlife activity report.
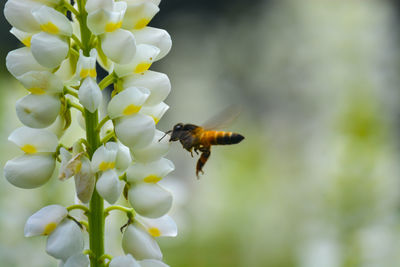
[202,105,242,130]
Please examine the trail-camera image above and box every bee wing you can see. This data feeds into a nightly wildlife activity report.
[202,105,242,130]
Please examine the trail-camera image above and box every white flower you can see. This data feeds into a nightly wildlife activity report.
[9,127,58,154]
[136,214,177,237]
[6,47,48,78]
[87,1,126,35]
[121,0,160,30]
[4,0,42,33]
[10,27,33,47]
[85,0,114,13]
[96,169,123,204]
[133,27,171,61]
[114,44,159,77]
[101,28,136,64]
[32,5,73,36]
[62,253,90,267]
[17,70,63,95]
[122,71,171,106]
[139,259,170,267]
[24,205,68,237]
[122,224,162,260]
[16,93,61,128]
[128,183,172,218]
[140,102,169,125]
[78,78,102,113]
[131,130,171,163]
[107,87,150,119]
[126,157,174,184]
[109,254,140,267]
[91,143,118,172]
[114,113,155,149]
[31,32,69,68]
[46,219,85,261]
[4,154,56,188]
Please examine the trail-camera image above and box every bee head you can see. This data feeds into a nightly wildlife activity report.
[158,123,184,142]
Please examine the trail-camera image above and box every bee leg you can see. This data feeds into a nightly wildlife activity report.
[194,147,199,155]
[196,149,211,179]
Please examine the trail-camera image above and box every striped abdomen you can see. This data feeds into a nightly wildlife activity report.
[200,131,244,146]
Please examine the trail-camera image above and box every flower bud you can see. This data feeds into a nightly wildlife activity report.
[128,183,172,218]
[4,153,56,188]
[114,114,155,149]
[109,254,140,267]
[31,32,69,68]
[78,78,102,113]
[24,205,68,237]
[122,224,162,260]
[76,49,97,80]
[16,93,61,128]
[107,87,150,119]
[46,219,84,261]
[123,71,171,106]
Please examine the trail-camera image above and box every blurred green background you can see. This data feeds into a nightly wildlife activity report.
[2,0,400,266]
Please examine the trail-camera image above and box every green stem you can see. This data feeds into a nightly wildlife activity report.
[71,34,84,49]
[77,0,104,266]
[64,86,79,98]
[67,204,90,214]
[104,205,135,217]
[96,115,110,132]
[67,100,84,113]
[100,131,115,144]
[63,0,80,18]
[98,72,116,90]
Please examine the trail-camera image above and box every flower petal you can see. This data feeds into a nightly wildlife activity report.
[122,1,159,30]
[75,49,97,80]
[31,32,69,68]
[102,29,136,64]
[46,219,84,261]
[109,254,140,267]
[128,183,172,218]
[114,114,155,149]
[91,143,118,172]
[126,157,174,184]
[8,127,58,154]
[140,102,169,125]
[87,2,126,35]
[63,253,90,267]
[133,27,171,61]
[74,156,95,203]
[96,170,123,204]
[85,0,114,13]
[4,0,42,32]
[4,153,56,189]
[107,87,150,119]
[131,130,171,163]
[17,70,63,94]
[122,224,162,260]
[78,78,102,113]
[10,27,34,47]
[139,259,170,267]
[16,93,61,128]
[32,5,72,36]
[6,47,48,78]
[122,71,170,106]
[136,214,177,237]
[24,205,68,237]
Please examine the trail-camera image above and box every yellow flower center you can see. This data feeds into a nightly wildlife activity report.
[134,62,152,74]
[22,36,32,47]
[28,87,46,95]
[123,104,141,116]
[105,21,122,32]
[143,175,162,183]
[40,22,60,34]
[99,161,115,171]
[148,227,161,237]
[80,68,97,78]
[134,18,150,30]
[43,222,57,235]
[151,115,160,124]
[21,144,37,154]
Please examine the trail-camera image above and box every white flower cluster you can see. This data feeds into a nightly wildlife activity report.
[4,0,176,266]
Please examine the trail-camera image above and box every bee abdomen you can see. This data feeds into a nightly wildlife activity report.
[213,131,244,145]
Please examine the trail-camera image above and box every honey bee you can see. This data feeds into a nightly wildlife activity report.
[160,107,244,178]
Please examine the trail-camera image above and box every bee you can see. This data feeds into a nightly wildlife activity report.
[160,107,244,178]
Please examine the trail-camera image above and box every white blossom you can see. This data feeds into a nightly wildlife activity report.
[122,224,162,260]
[24,205,68,237]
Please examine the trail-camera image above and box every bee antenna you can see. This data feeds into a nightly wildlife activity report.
[158,130,172,142]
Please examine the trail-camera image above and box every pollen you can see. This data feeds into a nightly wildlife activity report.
[148,227,161,237]
[21,144,37,154]
[143,175,162,183]
[151,115,160,124]
[43,222,57,235]
[134,62,152,74]
[105,21,122,32]
[123,104,141,115]
[40,22,60,34]
[134,18,150,30]
[22,36,32,47]
[28,87,46,95]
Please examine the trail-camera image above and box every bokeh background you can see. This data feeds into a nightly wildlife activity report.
[2,0,400,266]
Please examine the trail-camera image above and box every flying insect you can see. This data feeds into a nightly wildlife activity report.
[160,107,244,178]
